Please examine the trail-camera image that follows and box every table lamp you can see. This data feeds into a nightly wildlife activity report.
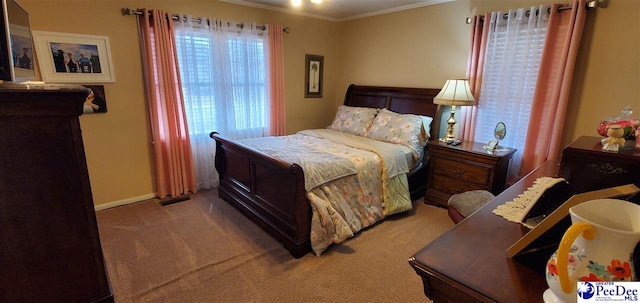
[433,79,476,142]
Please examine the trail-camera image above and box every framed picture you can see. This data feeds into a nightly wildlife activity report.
[32,31,115,83]
[82,85,107,114]
[305,54,323,98]
[9,24,36,81]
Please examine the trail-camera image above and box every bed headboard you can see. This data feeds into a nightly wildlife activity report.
[343,84,442,140]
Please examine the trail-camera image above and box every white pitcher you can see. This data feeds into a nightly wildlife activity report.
[544,199,640,303]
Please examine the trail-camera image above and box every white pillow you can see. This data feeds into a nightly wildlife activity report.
[419,115,433,140]
[327,105,379,136]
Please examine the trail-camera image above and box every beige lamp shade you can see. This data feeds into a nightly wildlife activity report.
[433,79,476,106]
[433,79,476,142]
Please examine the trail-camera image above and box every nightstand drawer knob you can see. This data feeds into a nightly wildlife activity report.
[453,168,466,175]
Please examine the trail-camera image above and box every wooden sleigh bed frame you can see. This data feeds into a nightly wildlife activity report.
[210,84,442,258]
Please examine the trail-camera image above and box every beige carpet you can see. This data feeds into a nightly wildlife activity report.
[96,189,454,302]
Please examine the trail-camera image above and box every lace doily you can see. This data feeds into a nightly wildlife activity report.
[493,177,567,225]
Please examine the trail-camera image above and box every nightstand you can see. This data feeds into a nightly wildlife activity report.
[424,140,517,207]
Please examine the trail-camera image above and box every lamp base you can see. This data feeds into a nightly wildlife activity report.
[440,109,458,142]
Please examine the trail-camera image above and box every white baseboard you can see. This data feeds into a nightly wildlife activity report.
[94,193,157,212]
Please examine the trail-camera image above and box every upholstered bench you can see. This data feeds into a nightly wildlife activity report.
[447,190,495,224]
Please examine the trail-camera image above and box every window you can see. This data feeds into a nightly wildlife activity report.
[473,8,549,177]
[174,21,271,190]
[175,24,270,140]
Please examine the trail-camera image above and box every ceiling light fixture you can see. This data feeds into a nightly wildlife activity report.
[292,0,322,6]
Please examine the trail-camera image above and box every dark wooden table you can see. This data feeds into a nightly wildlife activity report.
[409,159,561,303]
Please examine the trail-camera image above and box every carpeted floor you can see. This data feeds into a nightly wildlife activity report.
[96,189,454,302]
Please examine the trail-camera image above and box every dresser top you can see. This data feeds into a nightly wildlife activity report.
[565,136,639,159]
[428,139,517,159]
[0,81,88,92]
[0,83,89,117]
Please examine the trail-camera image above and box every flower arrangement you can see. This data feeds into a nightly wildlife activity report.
[596,106,639,140]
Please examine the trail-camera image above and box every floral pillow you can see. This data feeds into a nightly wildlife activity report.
[327,105,379,136]
[365,108,428,155]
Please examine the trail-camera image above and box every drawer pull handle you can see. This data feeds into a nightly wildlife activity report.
[453,168,466,175]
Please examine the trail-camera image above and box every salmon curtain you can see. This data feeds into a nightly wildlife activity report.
[460,13,490,142]
[519,0,588,174]
[268,24,287,136]
[463,1,589,176]
[138,9,196,198]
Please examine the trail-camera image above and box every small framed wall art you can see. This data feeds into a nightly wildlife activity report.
[32,31,115,83]
[305,54,323,98]
[82,85,107,114]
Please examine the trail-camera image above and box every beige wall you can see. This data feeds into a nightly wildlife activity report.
[18,0,640,207]
[21,0,339,207]
[336,0,471,139]
[337,0,471,94]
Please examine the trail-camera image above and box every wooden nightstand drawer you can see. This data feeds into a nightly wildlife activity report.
[432,174,486,195]
[433,156,491,186]
[424,140,516,207]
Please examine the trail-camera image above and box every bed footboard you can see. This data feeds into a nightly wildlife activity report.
[210,132,311,258]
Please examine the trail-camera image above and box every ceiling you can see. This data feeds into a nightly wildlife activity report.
[219,0,454,22]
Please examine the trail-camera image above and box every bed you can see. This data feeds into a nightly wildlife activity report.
[209,84,441,258]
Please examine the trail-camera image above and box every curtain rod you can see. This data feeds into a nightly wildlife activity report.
[121,8,290,33]
[465,0,605,24]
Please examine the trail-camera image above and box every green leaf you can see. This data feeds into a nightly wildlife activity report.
[588,261,609,278]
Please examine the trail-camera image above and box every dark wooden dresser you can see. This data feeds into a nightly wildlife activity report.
[559,136,640,198]
[0,83,113,302]
[425,140,516,207]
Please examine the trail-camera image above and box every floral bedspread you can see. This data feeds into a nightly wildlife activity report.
[241,129,413,256]
[240,133,358,191]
